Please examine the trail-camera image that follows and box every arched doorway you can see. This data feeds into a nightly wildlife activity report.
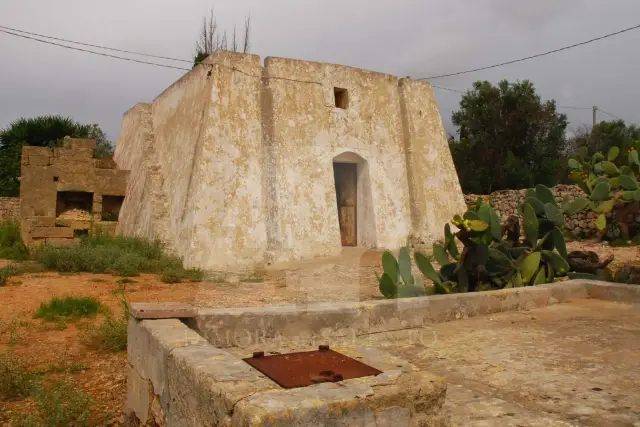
[332,152,376,247]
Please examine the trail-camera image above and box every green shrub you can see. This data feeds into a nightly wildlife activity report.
[34,296,102,322]
[160,268,182,284]
[0,220,29,261]
[20,380,94,427]
[0,262,46,286]
[33,235,200,282]
[0,351,36,398]
[83,294,128,352]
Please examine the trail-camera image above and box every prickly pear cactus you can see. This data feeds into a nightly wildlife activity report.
[568,142,640,240]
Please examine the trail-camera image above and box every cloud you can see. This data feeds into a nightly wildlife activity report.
[0,0,639,142]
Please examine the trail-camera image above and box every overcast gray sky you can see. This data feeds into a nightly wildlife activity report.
[1,0,639,143]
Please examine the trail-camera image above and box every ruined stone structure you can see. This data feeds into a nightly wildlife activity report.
[0,197,20,221]
[19,138,128,245]
[115,51,465,270]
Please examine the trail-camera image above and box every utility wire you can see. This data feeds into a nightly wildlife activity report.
[419,23,640,80]
[597,108,636,125]
[2,24,636,125]
[0,24,193,63]
[0,29,192,71]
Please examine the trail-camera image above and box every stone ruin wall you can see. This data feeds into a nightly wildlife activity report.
[0,197,20,221]
[19,138,128,246]
[464,184,640,239]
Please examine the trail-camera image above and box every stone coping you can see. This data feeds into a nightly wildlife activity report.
[126,280,638,426]
[184,280,639,348]
[127,318,448,426]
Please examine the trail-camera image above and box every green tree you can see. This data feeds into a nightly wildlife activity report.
[567,120,640,158]
[193,8,251,68]
[450,80,568,194]
[0,115,111,197]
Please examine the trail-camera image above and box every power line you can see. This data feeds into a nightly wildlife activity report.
[557,106,592,110]
[431,84,465,94]
[0,24,193,64]
[0,29,191,71]
[419,23,640,80]
[597,108,636,125]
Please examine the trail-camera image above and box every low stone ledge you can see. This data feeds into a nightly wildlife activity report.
[127,318,207,415]
[130,302,197,319]
[582,280,640,303]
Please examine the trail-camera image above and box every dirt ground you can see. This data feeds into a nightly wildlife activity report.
[0,241,638,425]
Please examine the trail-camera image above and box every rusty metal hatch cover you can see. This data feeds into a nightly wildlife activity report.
[242,345,382,389]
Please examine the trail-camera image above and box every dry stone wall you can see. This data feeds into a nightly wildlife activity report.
[464,184,640,238]
[0,197,20,221]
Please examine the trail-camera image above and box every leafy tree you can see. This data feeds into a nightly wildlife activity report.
[193,8,251,67]
[0,116,111,197]
[567,120,640,158]
[449,80,568,194]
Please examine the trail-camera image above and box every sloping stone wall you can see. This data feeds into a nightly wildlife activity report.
[464,184,640,238]
[0,197,20,221]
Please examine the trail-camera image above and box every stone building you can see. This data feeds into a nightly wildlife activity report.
[115,51,465,271]
[19,138,128,245]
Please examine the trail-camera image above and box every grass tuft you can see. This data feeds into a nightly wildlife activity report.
[0,351,36,399]
[82,293,128,353]
[34,296,102,322]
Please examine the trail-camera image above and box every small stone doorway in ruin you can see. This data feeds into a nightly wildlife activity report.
[333,162,358,246]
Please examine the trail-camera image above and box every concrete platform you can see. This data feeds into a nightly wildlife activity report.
[366,299,640,426]
[126,281,640,426]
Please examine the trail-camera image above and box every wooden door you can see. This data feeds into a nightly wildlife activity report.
[333,163,357,246]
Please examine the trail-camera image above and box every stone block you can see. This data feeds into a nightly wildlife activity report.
[190,303,368,348]
[29,155,51,166]
[583,280,640,303]
[22,146,51,157]
[231,370,448,426]
[28,216,55,227]
[127,318,207,408]
[126,364,151,425]
[130,303,197,320]
[54,219,91,229]
[30,226,74,238]
[63,138,97,150]
[45,238,78,246]
[166,344,278,427]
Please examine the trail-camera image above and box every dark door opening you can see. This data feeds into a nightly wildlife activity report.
[333,162,357,246]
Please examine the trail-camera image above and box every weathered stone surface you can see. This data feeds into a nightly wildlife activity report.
[125,364,151,425]
[584,280,640,302]
[127,318,207,408]
[30,227,74,238]
[0,197,19,220]
[231,371,447,426]
[28,155,51,166]
[114,50,465,271]
[45,237,78,246]
[166,344,279,427]
[19,138,128,244]
[130,302,197,319]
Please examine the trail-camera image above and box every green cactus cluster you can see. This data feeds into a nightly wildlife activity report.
[378,191,575,299]
[567,143,640,239]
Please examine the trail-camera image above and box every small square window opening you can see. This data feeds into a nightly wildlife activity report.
[334,88,349,109]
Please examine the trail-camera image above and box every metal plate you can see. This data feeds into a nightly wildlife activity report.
[243,347,382,389]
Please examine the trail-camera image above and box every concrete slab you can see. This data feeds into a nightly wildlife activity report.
[130,302,197,319]
[364,299,640,426]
